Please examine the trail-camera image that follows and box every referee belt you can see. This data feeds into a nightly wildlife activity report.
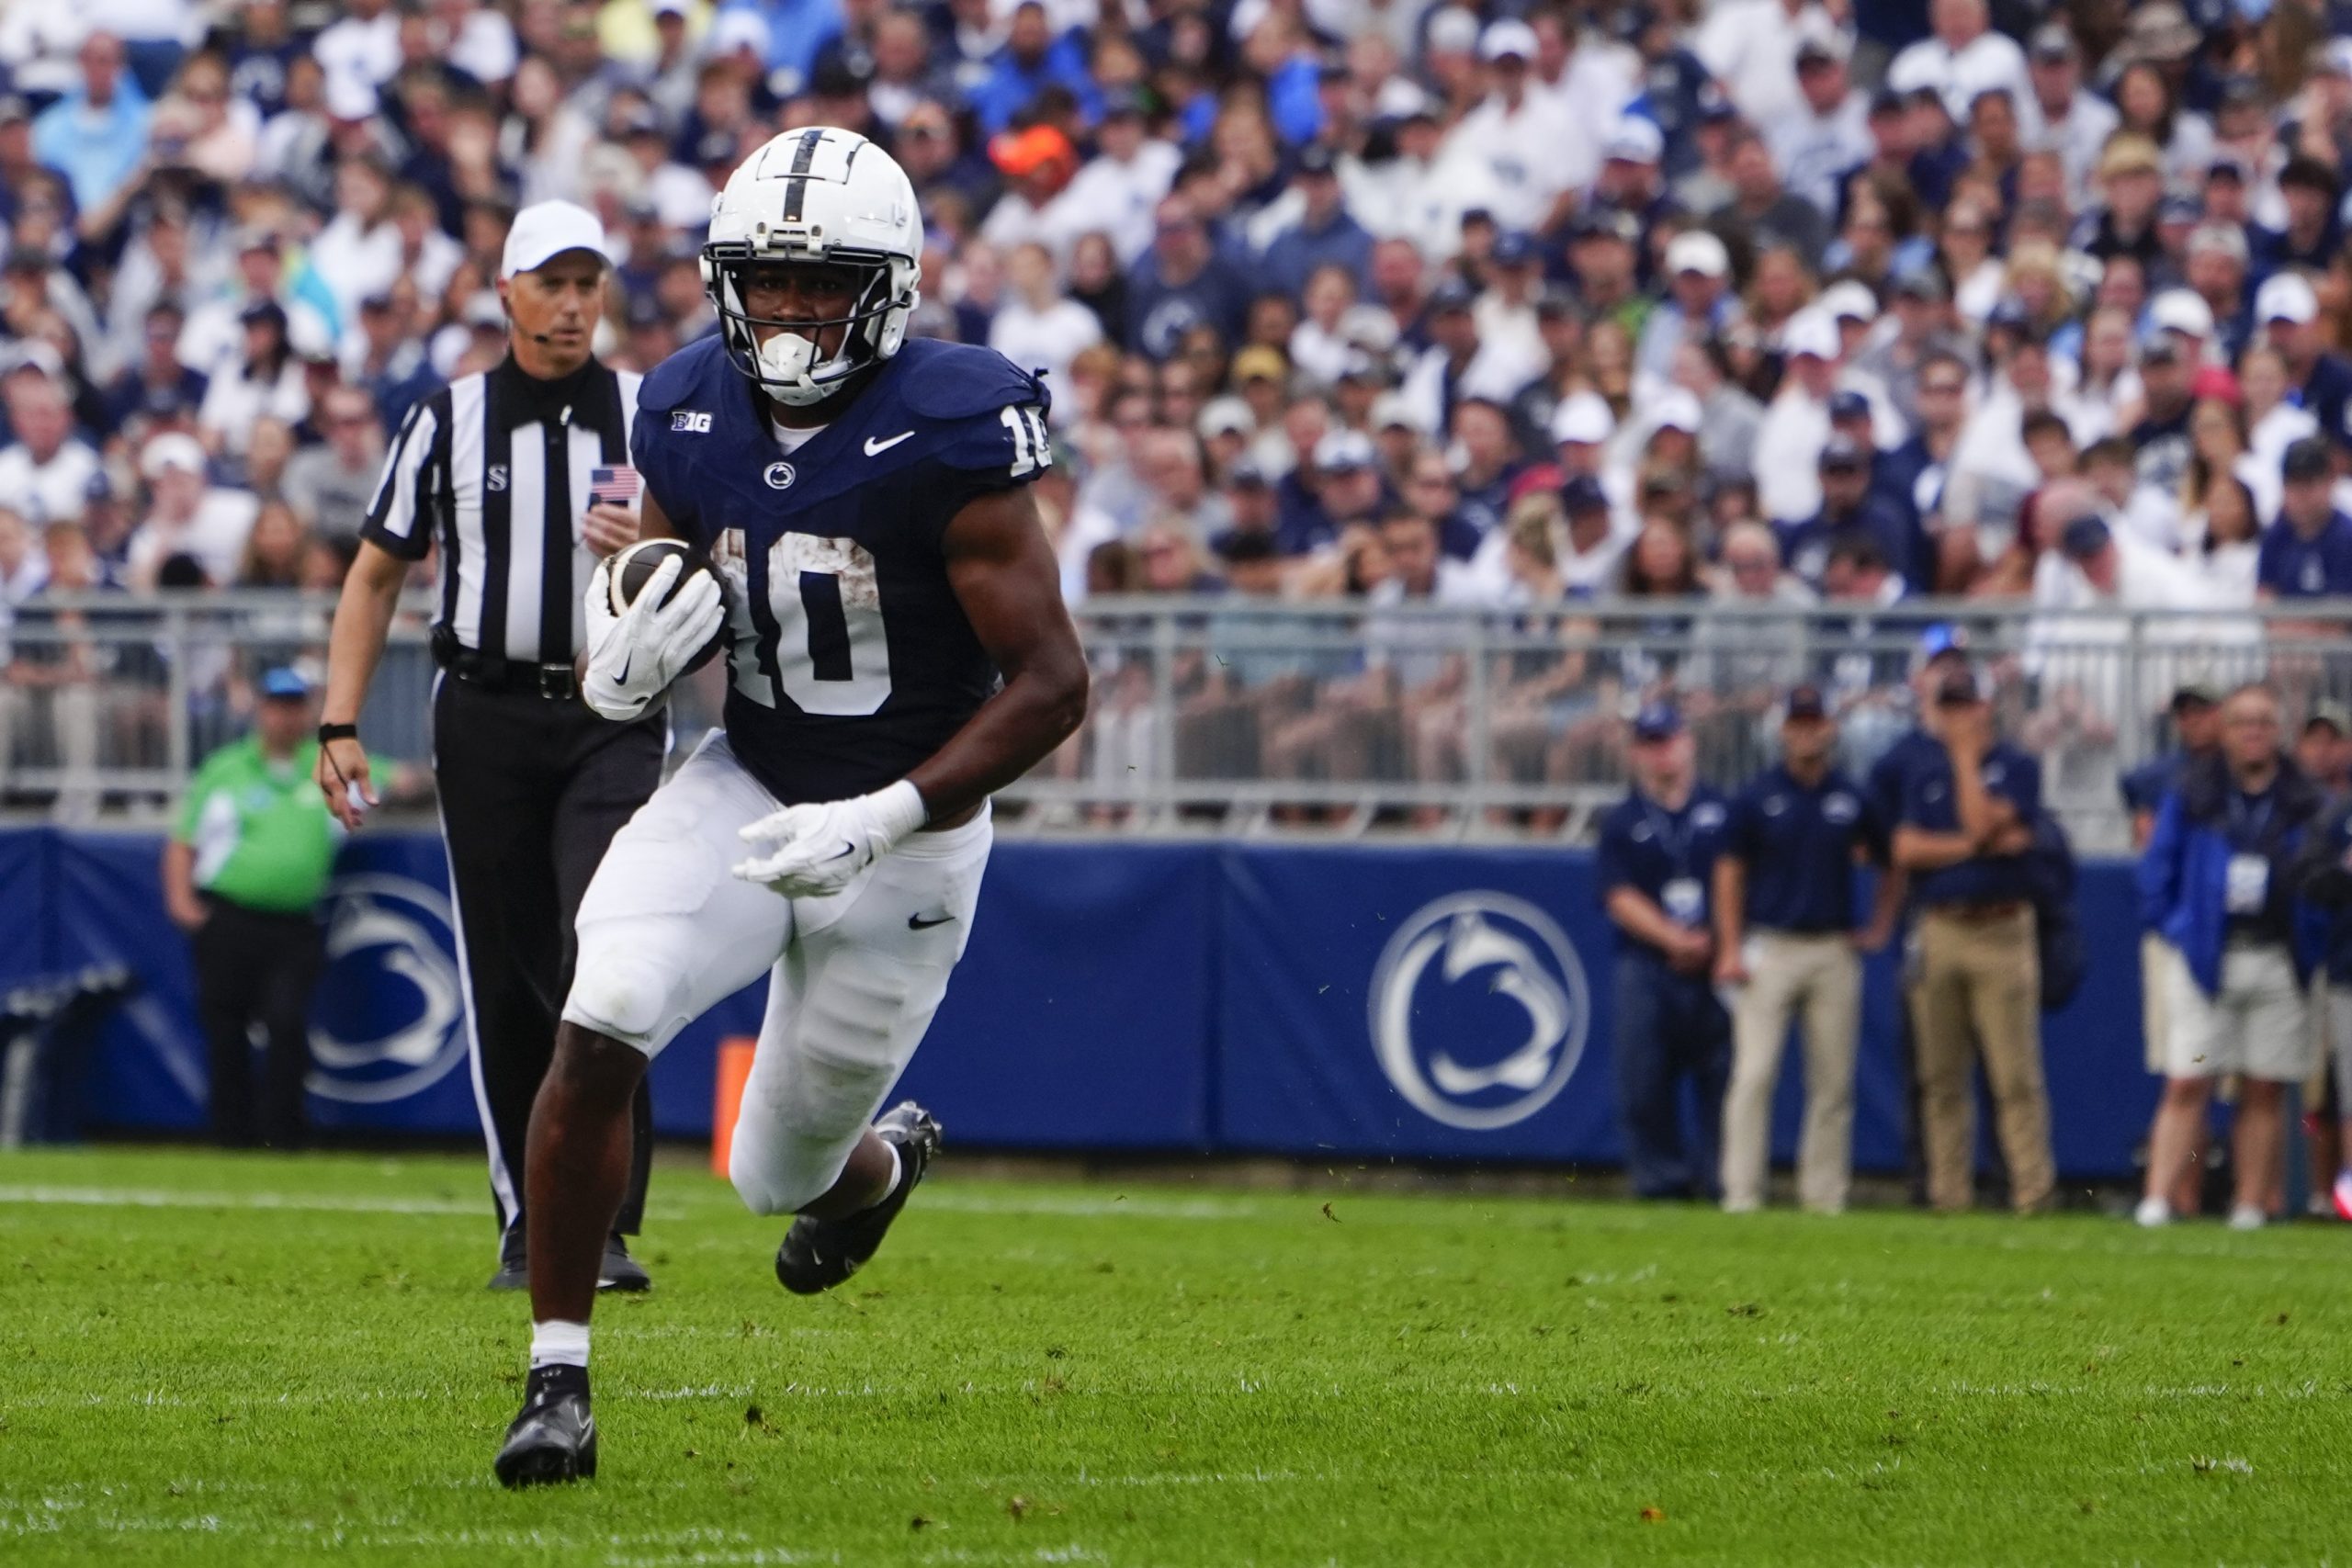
[431,626,580,702]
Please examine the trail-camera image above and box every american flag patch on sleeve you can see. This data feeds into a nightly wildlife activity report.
[589,465,642,505]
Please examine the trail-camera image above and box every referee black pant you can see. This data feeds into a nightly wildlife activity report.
[193,896,322,1150]
[432,675,664,1238]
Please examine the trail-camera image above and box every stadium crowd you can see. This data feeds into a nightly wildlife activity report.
[5,0,2352,801]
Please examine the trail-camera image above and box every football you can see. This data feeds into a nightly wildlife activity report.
[607,537,728,674]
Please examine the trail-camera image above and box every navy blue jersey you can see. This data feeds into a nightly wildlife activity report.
[1596,785,1732,954]
[632,334,1052,805]
[2257,510,2352,599]
[1896,739,2041,908]
[1724,764,1883,933]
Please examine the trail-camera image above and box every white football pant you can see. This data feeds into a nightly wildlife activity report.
[562,733,989,1213]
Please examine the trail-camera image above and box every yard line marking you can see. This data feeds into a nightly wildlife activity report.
[922,1191,1264,1221]
[0,1184,481,1216]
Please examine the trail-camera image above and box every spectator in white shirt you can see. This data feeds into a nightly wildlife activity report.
[1891,0,2027,122]
[0,375,100,525]
[2016,22,2115,207]
[312,0,401,89]
[1441,19,1586,234]
[1045,93,1176,269]
[1693,0,1840,130]
[989,242,1102,405]
[1754,308,1843,524]
[124,432,259,589]
[1768,32,1871,217]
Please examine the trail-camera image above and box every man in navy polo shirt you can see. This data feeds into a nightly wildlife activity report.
[1713,685,1898,1214]
[2257,437,2352,601]
[1893,666,2056,1213]
[1596,703,1733,1200]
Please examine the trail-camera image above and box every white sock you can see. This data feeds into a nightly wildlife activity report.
[530,1319,591,1371]
[874,1143,903,1208]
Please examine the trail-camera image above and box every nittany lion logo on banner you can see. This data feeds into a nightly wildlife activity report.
[306,873,467,1105]
[1367,892,1590,1131]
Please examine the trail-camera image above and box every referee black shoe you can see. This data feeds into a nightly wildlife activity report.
[775,1102,941,1295]
[599,1234,650,1292]
[493,1365,597,1488]
[486,1219,527,1292]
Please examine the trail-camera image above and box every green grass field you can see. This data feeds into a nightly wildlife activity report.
[2,1147,2348,1566]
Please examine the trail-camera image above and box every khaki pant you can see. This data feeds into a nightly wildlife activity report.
[1909,906,2055,1213]
[1722,931,1861,1213]
[2141,931,2174,1076]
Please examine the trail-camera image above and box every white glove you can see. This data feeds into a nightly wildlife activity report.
[580,554,725,721]
[731,781,929,897]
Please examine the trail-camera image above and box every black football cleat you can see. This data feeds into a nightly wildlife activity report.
[775,1101,941,1295]
[486,1218,527,1292]
[599,1234,650,1293]
[493,1366,597,1488]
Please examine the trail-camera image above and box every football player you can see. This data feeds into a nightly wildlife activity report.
[493,127,1088,1485]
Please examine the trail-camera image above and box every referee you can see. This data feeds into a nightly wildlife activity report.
[315,202,662,1292]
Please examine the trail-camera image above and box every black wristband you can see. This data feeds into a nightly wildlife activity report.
[318,723,358,744]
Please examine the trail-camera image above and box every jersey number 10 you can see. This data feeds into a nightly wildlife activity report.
[727,534,893,716]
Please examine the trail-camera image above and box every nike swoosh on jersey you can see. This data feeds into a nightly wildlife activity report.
[908,912,955,930]
[864,431,915,457]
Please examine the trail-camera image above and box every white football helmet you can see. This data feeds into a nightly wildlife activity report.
[701,127,923,408]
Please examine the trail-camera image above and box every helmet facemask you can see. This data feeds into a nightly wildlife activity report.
[703,248,904,408]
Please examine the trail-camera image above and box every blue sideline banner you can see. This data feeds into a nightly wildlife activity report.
[1215,847,1916,1171]
[1,829,2161,1178]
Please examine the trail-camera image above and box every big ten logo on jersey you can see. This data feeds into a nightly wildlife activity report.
[711,527,892,716]
[672,410,714,434]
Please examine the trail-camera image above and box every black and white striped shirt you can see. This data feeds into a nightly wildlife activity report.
[359,355,642,664]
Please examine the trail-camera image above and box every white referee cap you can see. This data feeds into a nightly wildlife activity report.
[501,201,609,280]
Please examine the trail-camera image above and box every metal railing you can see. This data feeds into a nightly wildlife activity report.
[2,590,2345,851]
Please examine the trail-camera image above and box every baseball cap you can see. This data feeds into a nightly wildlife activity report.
[2284,435,2333,481]
[1550,390,1615,446]
[2257,271,2319,325]
[501,201,607,280]
[1570,207,1639,246]
[258,667,311,701]
[1195,395,1254,440]
[1490,229,1538,266]
[1313,428,1376,472]
[2157,191,2205,226]
[1650,388,1702,434]
[1226,456,1270,490]
[1426,276,1477,314]
[1232,344,1288,384]
[2058,513,2111,558]
[2148,288,2213,340]
[2171,682,2221,713]
[1935,669,1983,706]
[1369,390,1419,432]
[2190,364,2242,405]
[139,432,207,481]
[1781,308,1841,361]
[1602,116,1664,165]
[1795,31,1849,67]
[2029,22,2077,62]
[1892,263,1949,303]
[1819,279,1879,324]
[1560,472,1611,513]
[989,124,1075,177]
[2098,135,2162,180]
[1697,84,1738,123]
[1478,18,1537,62]
[1294,142,1338,177]
[1783,684,1828,721]
[1631,702,1684,742]
[2306,701,2350,736]
[1818,434,1868,471]
[1425,6,1480,54]
[1826,388,1871,423]
[1665,230,1729,279]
